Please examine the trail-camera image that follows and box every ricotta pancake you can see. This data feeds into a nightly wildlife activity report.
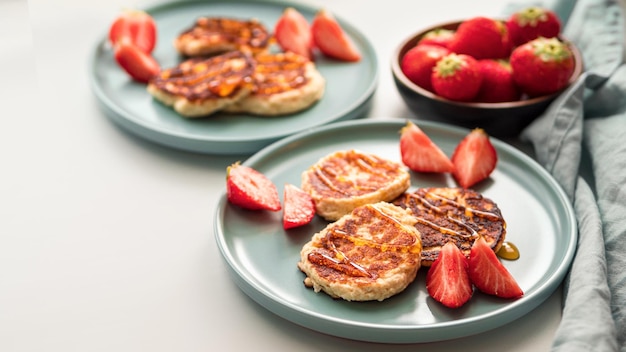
[393,187,506,266]
[147,51,255,118]
[223,52,325,116]
[174,17,272,57]
[298,202,422,301]
[301,150,411,221]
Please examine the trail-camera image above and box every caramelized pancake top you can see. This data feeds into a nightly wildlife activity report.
[250,52,310,96]
[298,202,422,301]
[175,17,271,56]
[393,187,506,266]
[308,203,420,282]
[149,51,255,101]
[306,150,408,199]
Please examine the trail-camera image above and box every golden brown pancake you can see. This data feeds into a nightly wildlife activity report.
[298,202,422,301]
[147,51,255,118]
[393,187,506,266]
[223,52,325,116]
[301,150,411,221]
[174,17,272,57]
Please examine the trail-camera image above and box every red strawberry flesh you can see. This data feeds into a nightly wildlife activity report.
[283,183,315,229]
[451,128,497,189]
[426,242,473,308]
[311,9,361,62]
[399,121,453,173]
[274,7,313,60]
[226,163,281,211]
[469,236,523,298]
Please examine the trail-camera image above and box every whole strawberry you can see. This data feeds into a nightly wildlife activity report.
[401,44,452,92]
[417,28,455,48]
[431,53,483,101]
[448,17,511,60]
[510,37,574,97]
[506,6,561,47]
[475,59,521,103]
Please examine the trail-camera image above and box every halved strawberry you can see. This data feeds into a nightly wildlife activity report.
[451,128,497,188]
[311,9,361,62]
[113,38,160,83]
[274,7,313,60]
[226,162,281,211]
[282,183,315,229]
[426,242,473,308]
[469,236,523,299]
[399,121,453,173]
[109,9,157,54]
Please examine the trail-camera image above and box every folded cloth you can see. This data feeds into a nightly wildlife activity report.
[504,0,625,350]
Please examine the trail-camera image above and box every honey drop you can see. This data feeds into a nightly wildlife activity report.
[497,241,520,260]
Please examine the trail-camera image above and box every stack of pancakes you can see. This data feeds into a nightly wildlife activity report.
[147,17,325,118]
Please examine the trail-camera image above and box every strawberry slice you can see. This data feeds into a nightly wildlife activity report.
[311,9,361,62]
[109,9,157,54]
[399,121,454,173]
[282,183,315,229]
[274,7,313,60]
[114,38,160,83]
[468,236,524,298]
[226,163,281,211]
[426,242,473,308]
[451,128,497,188]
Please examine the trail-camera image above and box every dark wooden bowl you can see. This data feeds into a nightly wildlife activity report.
[391,20,583,137]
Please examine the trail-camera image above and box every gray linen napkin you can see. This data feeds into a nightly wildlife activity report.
[505,0,625,350]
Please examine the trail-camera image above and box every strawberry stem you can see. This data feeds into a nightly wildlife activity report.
[531,37,571,62]
[435,54,465,78]
[517,7,549,27]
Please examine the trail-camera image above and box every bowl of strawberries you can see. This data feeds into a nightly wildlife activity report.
[391,7,583,137]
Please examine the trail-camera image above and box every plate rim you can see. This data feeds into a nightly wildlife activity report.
[213,118,578,343]
[89,0,379,154]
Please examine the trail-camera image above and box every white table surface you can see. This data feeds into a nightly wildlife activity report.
[1,0,564,351]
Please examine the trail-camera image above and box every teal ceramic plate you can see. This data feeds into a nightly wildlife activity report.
[214,119,577,343]
[89,0,377,154]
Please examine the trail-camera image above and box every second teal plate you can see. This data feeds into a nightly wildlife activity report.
[90,0,378,154]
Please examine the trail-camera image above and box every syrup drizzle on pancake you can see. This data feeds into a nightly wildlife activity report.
[307,203,420,280]
[309,151,405,198]
[176,17,271,56]
[393,187,507,266]
[149,51,255,101]
[250,52,310,96]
